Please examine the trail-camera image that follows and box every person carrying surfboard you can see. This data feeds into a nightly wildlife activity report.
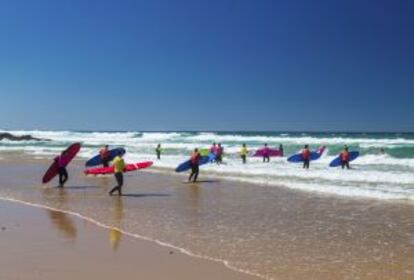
[340,145,350,169]
[155,144,162,160]
[240,143,248,164]
[210,143,217,154]
[263,143,270,162]
[100,145,111,167]
[209,143,217,162]
[279,144,284,157]
[302,145,311,169]
[55,149,69,187]
[188,148,201,182]
[216,143,224,164]
[109,151,126,196]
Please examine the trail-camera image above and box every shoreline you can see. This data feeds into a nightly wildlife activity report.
[2,153,413,203]
[0,196,263,280]
[0,154,413,279]
[0,198,260,280]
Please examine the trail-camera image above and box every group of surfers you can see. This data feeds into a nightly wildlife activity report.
[54,143,353,194]
[157,143,353,183]
[55,145,126,196]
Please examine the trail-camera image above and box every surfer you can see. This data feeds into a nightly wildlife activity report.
[216,143,224,164]
[210,143,217,154]
[55,149,69,187]
[188,148,201,182]
[209,143,217,162]
[340,146,350,169]
[109,151,126,196]
[302,145,310,169]
[279,144,284,157]
[155,144,162,160]
[263,143,270,162]
[240,143,248,164]
[100,145,111,167]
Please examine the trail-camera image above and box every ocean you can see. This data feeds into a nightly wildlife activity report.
[1,129,413,279]
[1,130,413,201]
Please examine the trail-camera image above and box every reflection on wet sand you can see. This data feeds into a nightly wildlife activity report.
[47,210,77,240]
[109,198,124,251]
[43,187,77,240]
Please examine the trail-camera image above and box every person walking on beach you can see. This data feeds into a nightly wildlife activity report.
[109,151,125,196]
[100,145,111,167]
[216,143,224,164]
[279,144,284,157]
[55,149,69,187]
[263,143,270,162]
[340,145,350,169]
[188,148,201,182]
[240,143,248,164]
[155,144,162,160]
[302,144,311,169]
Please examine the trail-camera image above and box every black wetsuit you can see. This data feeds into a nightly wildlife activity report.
[188,153,200,182]
[341,160,350,169]
[303,159,310,169]
[188,162,199,182]
[102,158,110,167]
[58,167,68,187]
[109,172,124,196]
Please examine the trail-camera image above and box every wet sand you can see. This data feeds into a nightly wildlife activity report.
[0,199,257,280]
[0,155,413,280]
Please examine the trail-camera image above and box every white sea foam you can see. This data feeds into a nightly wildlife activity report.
[1,130,414,201]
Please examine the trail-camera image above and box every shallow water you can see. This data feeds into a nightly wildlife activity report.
[1,130,414,201]
[0,158,413,280]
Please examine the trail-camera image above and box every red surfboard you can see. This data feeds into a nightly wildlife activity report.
[42,143,82,184]
[84,161,153,175]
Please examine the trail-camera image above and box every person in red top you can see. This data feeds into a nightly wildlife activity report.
[340,145,350,169]
[302,144,311,169]
[188,148,201,182]
[210,143,217,154]
[100,145,111,167]
[263,143,270,162]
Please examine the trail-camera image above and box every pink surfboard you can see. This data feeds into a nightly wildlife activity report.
[84,161,153,175]
[253,148,283,157]
[42,143,81,184]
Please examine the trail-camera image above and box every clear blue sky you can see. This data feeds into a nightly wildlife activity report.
[0,0,413,132]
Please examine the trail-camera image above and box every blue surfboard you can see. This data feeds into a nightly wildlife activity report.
[175,153,216,173]
[329,151,359,167]
[85,148,126,167]
[287,147,326,163]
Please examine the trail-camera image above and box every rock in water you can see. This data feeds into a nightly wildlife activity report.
[0,132,48,141]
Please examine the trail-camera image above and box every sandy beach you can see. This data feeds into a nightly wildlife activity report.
[0,199,257,280]
[2,0,414,278]
[0,155,413,280]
